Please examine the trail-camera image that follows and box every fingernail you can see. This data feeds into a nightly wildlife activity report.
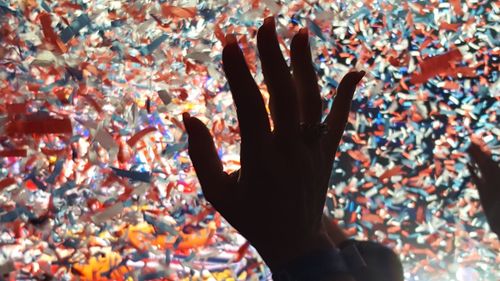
[225,34,237,47]
[264,16,275,28]
[299,27,309,43]
[467,142,480,153]
[182,112,191,128]
[355,71,366,84]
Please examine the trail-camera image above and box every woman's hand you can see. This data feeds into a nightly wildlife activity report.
[468,142,500,237]
[322,214,350,247]
[183,17,364,269]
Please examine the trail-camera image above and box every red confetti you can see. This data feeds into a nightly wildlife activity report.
[7,116,72,135]
[410,49,463,84]
[126,127,157,147]
[379,165,404,181]
[0,178,16,191]
[0,149,27,157]
[39,12,68,53]
[450,0,463,16]
[234,241,251,262]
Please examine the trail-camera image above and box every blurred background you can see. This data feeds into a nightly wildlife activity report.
[0,0,498,280]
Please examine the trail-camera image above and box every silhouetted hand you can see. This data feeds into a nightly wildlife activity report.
[322,214,349,246]
[468,142,500,237]
[183,16,365,270]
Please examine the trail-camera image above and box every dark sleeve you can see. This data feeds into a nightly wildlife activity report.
[271,246,353,281]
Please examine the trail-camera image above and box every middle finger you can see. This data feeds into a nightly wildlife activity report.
[257,17,300,138]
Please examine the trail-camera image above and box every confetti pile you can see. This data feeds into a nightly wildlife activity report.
[0,0,498,280]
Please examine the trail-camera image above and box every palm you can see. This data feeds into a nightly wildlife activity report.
[220,137,328,257]
[183,17,364,268]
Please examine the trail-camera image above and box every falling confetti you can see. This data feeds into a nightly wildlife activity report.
[0,0,498,280]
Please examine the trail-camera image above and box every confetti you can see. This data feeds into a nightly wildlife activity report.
[161,5,197,19]
[127,127,158,147]
[111,167,152,183]
[0,149,27,157]
[60,14,91,43]
[92,202,124,224]
[410,49,463,84]
[6,115,72,135]
[39,12,68,53]
[95,128,118,150]
[0,0,498,280]
[0,178,16,191]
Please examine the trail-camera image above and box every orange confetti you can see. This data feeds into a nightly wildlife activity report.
[126,127,157,147]
[379,165,404,181]
[450,0,463,16]
[161,5,197,19]
[439,22,460,31]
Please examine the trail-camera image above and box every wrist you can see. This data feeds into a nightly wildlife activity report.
[257,232,334,271]
[323,215,349,246]
[270,238,353,281]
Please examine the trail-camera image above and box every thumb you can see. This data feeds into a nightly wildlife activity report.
[183,113,227,203]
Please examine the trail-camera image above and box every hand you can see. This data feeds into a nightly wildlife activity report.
[467,142,500,237]
[322,214,349,247]
[183,16,365,269]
